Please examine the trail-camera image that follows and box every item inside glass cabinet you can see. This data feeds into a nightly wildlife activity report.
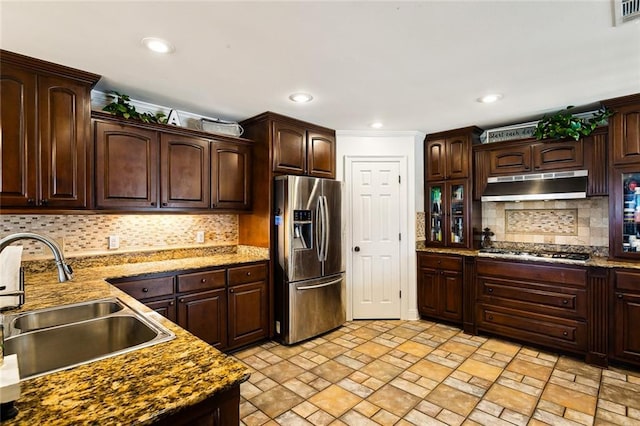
[623,173,640,252]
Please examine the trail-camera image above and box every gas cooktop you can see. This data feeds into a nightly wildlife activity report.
[478,248,590,264]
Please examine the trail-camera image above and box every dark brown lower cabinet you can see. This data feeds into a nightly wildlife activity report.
[178,289,227,349]
[475,259,588,355]
[110,261,269,352]
[612,269,640,366]
[154,384,240,426]
[417,253,463,324]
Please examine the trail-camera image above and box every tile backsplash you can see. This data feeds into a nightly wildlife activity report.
[1,214,238,259]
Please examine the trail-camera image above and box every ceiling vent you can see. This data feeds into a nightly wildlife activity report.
[614,0,640,25]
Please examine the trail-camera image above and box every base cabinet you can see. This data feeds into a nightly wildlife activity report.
[612,269,640,366]
[111,261,268,352]
[155,384,240,426]
[417,253,463,324]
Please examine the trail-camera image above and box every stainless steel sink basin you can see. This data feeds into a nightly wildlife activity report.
[2,298,174,380]
[10,300,123,333]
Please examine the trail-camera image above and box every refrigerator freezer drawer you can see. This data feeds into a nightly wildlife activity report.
[285,274,346,344]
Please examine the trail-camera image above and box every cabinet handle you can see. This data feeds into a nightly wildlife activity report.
[562,299,568,304]
[488,288,493,293]
[563,331,568,337]
[179,298,185,303]
[150,202,156,206]
[169,301,174,306]
[162,202,168,206]
[27,198,35,205]
[229,288,234,293]
[142,288,149,293]
[201,278,207,283]
[246,272,251,276]
[617,294,623,299]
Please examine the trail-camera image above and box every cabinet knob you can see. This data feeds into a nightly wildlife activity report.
[617,294,623,299]
[41,199,48,206]
[201,278,207,283]
[169,301,174,306]
[246,272,251,276]
[488,315,494,321]
[179,298,185,303]
[488,288,494,293]
[212,203,217,208]
[562,299,568,304]
[142,288,149,293]
[27,198,35,205]
[563,331,568,337]
[162,202,168,206]
[229,288,234,293]
[150,202,156,206]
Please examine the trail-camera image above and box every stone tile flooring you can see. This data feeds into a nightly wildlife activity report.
[233,320,640,425]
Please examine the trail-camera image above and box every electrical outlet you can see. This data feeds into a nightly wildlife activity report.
[196,231,205,243]
[108,235,120,250]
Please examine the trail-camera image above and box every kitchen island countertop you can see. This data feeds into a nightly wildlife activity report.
[3,250,268,425]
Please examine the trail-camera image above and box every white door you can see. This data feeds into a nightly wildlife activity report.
[351,160,401,318]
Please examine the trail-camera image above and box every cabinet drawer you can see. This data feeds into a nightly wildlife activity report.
[477,304,587,353]
[418,254,462,271]
[476,259,586,287]
[115,276,174,299]
[228,263,267,285]
[478,276,587,319]
[615,270,640,292]
[177,269,226,293]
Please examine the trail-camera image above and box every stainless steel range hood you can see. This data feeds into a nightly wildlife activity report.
[481,170,588,202]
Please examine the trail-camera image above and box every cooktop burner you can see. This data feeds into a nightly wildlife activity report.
[478,248,590,263]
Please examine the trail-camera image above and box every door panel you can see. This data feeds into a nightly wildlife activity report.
[160,134,210,209]
[351,161,401,319]
[322,179,343,276]
[273,121,306,174]
[177,289,227,349]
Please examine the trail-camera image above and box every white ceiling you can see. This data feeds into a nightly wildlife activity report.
[2,1,639,134]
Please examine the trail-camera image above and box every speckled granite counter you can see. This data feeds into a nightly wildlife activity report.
[3,249,268,425]
[415,244,640,270]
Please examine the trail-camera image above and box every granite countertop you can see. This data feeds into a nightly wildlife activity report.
[3,250,269,425]
[415,245,640,270]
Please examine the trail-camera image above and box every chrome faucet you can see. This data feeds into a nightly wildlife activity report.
[0,232,73,283]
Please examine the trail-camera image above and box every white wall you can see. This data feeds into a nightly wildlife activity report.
[336,130,425,321]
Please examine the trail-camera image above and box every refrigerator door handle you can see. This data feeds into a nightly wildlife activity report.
[322,195,330,262]
[316,197,323,262]
[297,277,343,291]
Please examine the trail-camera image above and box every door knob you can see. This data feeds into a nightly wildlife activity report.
[354,246,360,252]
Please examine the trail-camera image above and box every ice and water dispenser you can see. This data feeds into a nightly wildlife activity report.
[292,210,313,250]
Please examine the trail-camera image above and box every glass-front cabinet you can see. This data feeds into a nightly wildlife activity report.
[613,168,640,259]
[427,180,470,248]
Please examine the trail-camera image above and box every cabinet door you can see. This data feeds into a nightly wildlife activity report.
[272,121,306,174]
[440,270,463,322]
[0,63,37,207]
[160,133,210,209]
[425,139,446,181]
[447,180,468,248]
[610,167,640,259]
[178,289,227,349]
[447,136,469,179]
[426,183,445,246]
[610,103,640,166]
[227,280,268,349]
[488,145,531,176]
[532,141,583,172]
[417,267,439,317]
[211,142,251,210]
[38,74,91,208]
[95,121,159,209]
[145,298,177,323]
[307,130,336,178]
[614,292,640,362]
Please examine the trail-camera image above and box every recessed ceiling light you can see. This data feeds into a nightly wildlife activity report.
[141,37,175,54]
[370,122,384,129]
[289,92,313,103]
[477,94,503,103]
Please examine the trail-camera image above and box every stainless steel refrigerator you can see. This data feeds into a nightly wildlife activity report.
[274,175,345,344]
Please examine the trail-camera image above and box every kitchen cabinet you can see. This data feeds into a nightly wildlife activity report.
[425,128,480,181]
[0,51,100,209]
[417,253,463,324]
[93,113,253,212]
[612,269,640,366]
[424,127,482,249]
[212,142,251,210]
[110,261,268,352]
[610,166,640,259]
[161,133,211,209]
[475,258,588,355]
[603,93,640,166]
[244,112,336,179]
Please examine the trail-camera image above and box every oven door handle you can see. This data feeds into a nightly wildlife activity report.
[296,278,342,291]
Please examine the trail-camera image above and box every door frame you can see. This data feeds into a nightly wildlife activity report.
[345,155,409,321]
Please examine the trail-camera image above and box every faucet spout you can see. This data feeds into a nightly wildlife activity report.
[0,233,73,282]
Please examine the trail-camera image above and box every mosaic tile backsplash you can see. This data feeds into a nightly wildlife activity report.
[505,209,578,235]
[1,214,238,260]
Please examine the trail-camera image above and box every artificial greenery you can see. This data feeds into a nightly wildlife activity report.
[533,106,613,141]
[102,91,167,124]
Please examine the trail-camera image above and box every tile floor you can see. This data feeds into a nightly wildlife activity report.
[233,319,640,425]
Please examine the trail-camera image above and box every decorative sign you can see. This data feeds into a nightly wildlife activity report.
[167,109,181,126]
[483,122,537,144]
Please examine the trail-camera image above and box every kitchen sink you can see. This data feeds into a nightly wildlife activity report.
[9,300,124,333]
[2,298,174,380]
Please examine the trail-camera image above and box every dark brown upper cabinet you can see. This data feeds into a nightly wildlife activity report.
[0,51,100,209]
[160,133,210,209]
[95,121,160,209]
[273,121,307,175]
[425,129,480,182]
[307,130,336,178]
[211,142,251,210]
[93,112,253,212]
[603,93,640,166]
